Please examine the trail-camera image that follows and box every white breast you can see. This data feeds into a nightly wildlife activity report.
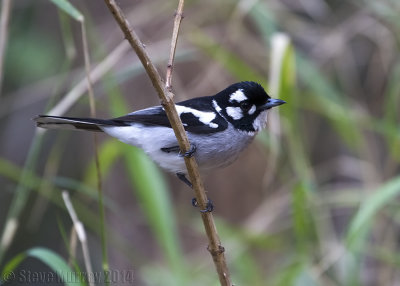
[101,123,256,174]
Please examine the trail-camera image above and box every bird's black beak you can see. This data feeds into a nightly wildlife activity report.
[261,98,286,110]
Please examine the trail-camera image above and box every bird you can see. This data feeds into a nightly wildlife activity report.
[34,81,285,211]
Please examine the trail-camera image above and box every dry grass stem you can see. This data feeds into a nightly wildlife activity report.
[165,0,185,90]
[62,191,95,286]
[45,41,130,118]
[80,19,109,276]
[0,0,12,96]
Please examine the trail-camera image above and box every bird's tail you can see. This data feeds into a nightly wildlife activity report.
[34,115,123,132]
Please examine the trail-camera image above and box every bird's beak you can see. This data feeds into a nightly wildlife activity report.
[261,98,286,110]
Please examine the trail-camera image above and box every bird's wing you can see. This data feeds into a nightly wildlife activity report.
[113,105,227,134]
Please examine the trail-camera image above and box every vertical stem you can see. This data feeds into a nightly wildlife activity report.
[0,0,12,97]
[62,191,95,286]
[81,20,109,281]
[165,0,185,90]
[103,1,232,284]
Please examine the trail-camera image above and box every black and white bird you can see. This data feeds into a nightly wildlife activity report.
[35,81,285,210]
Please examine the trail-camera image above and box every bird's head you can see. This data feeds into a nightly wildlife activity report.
[212,81,285,133]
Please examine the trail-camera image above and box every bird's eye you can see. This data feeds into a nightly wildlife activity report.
[240,101,252,112]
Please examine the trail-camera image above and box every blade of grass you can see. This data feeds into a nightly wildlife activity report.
[50,0,84,22]
[123,146,186,284]
[0,0,12,96]
[0,156,120,215]
[0,156,146,268]
[27,247,84,286]
[2,247,84,286]
[62,191,95,286]
[268,32,318,282]
[188,29,266,85]
[0,157,110,237]
[1,252,26,283]
[58,7,77,61]
[382,60,400,160]
[250,2,364,150]
[292,183,315,254]
[296,54,363,150]
[50,0,109,276]
[0,132,44,264]
[104,76,187,283]
[83,140,123,187]
[346,176,400,248]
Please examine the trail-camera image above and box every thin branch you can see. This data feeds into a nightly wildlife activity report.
[38,41,129,130]
[81,21,96,117]
[165,1,185,90]
[80,20,109,279]
[103,1,232,285]
[62,191,95,286]
[0,0,12,97]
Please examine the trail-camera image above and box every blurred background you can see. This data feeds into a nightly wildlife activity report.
[1,0,400,285]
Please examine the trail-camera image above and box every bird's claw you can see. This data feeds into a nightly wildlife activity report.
[179,144,196,158]
[191,198,214,212]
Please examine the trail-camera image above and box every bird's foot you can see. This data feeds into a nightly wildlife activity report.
[179,144,196,158]
[191,198,214,213]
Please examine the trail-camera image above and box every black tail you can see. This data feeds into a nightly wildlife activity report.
[34,115,126,132]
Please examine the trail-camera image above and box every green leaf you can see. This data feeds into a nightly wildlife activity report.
[83,139,123,187]
[27,247,83,286]
[292,183,313,253]
[1,252,27,281]
[188,29,266,85]
[1,248,83,286]
[104,74,186,284]
[50,0,84,22]
[0,133,44,263]
[123,146,186,282]
[346,176,400,248]
[296,55,363,149]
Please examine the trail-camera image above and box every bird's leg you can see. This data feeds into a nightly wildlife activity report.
[176,172,214,213]
[161,143,196,157]
[161,146,180,153]
[176,172,192,188]
[179,143,197,158]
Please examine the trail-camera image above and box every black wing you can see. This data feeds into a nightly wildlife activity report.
[113,103,227,134]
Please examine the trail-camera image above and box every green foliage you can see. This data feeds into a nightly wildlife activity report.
[50,0,84,22]
[1,0,400,285]
[346,176,400,248]
[2,248,84,286]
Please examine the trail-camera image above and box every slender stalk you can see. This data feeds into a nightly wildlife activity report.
[0,132,44,264]
[165,0,185,90]
[0,0,12,97]
[62,191,95,286]
[44,41,129,118]
[103,1,232,284]
[81,20,109,281]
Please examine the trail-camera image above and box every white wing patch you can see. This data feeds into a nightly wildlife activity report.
[176,105,218,128]
[226,106,243,120]
[212,99,222,113]
[229,89,247,103]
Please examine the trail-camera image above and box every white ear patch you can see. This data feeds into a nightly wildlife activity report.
[248,105,256,115]
[226,107,243,120]
[229,89,247,103]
